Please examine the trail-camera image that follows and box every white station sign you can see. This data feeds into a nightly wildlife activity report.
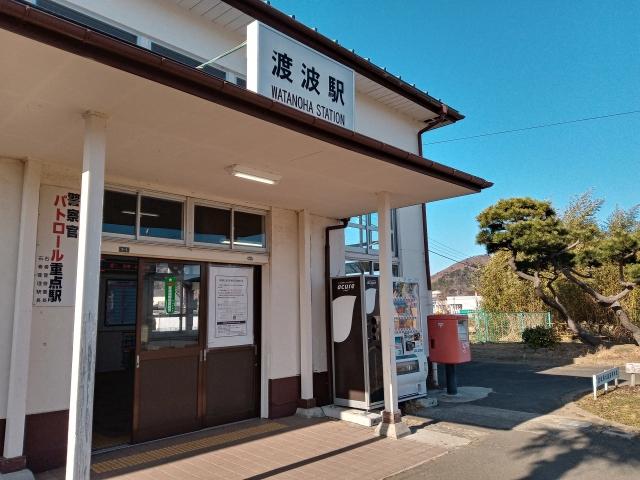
[247,21,355,130]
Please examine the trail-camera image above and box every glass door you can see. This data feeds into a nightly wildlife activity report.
[132,260,204,442]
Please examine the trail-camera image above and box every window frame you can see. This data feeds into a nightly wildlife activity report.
[137,190,187,244]
[103,185,267,253]
[231,207,269,252]
[345,211,397,256]
[190,199,233,250]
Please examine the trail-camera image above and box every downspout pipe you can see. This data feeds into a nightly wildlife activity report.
[418,106,449,388]
[324,218,349,404]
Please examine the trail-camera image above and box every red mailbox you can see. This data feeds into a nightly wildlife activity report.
[428,314,471,364]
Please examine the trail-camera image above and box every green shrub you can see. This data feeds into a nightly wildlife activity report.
[522,326,557,349]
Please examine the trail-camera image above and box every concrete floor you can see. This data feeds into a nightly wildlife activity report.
[34,360,639,480]
[36,416,448,480]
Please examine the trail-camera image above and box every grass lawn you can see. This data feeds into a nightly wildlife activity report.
[577,385,640,429]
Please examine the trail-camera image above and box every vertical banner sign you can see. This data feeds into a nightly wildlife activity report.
[33,185,81,307]
[208,265,254,348]
[247,21,355,130]
[164,276,177,314]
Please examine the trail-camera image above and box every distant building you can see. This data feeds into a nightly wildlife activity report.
[432,291,482,314]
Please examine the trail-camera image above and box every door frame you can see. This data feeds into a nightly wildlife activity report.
[129,256,262,443]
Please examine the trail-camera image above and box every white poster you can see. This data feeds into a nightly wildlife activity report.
[33,185,81,307]
[208,266,254,348]
[247,21,355,130]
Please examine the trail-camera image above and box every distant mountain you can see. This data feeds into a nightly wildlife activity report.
[431,255,489,296]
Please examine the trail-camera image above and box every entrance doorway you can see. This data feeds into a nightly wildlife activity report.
[93,257,138,450]
[92,257,261,449]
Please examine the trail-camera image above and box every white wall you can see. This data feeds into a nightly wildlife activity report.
[355,92,422,154]
[309,215,344,373]
[0,158,23,419]
[268,207,300,380]
[26,166,79,415]
[60,0,246,74]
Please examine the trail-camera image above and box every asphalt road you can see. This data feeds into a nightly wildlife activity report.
[449,361,595,414]
[390,361,639,480]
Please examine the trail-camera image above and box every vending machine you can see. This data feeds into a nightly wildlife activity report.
[331,275,384,409]
[393,281,428,401]
[331,276,428,409]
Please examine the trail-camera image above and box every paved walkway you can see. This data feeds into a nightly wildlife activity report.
[36,416,447,480]
[392,361,640,480]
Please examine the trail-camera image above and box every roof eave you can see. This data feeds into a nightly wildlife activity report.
[0,0,490,193]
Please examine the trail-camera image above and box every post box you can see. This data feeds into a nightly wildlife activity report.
[427,314,471,364]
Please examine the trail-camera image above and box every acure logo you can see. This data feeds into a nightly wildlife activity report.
[337,282,356,292]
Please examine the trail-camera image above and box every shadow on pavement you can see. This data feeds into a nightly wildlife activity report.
[513,425,640,480]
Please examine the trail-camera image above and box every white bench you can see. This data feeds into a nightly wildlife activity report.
[592,367,619,399]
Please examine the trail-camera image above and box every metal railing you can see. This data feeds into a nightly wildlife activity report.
[467,311,552,343]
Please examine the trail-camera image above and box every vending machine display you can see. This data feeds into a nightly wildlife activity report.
[331,276,427,409]
[393,281,428,402]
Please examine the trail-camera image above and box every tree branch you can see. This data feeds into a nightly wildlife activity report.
[563,268,634,305]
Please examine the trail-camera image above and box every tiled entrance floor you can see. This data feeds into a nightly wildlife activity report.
[36,416,448,479]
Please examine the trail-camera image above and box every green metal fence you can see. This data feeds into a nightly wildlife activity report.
[467,311,552,343]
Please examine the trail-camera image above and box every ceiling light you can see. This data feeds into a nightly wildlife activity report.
[226,165,281,185]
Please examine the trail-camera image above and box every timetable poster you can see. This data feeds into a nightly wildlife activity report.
[214,275,248,337]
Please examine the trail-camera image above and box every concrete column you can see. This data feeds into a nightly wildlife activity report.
[296,210,323,418]
[66,112,107,480]
[375,192,410,439]
[1,159,41,474]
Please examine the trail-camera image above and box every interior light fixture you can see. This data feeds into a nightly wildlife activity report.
[226,165,281,185]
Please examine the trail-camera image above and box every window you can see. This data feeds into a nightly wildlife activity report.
[234,211,266,248]
[194,205,231,246]
[345,260,370,276]
[150,43,226,80]
[102,189,184,241]
[346,212,396,255]
[346,260,400,277]
[103,190,137,236]
[139,196,184,240]
[35,0,137,44]
[345,211,399,276]
[140,262,200,350]
[102,188,266,251]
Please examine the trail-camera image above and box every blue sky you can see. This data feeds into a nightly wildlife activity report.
[269,0,640,273]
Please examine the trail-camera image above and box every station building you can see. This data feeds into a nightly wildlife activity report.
[0,0,491,475]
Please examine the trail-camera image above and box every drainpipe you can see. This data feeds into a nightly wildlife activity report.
[324,218,349,404]
[418,105,449,389]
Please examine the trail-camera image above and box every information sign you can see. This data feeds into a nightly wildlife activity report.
[208,266,254,348]
[33,185,81,307]
[164,276,177,314]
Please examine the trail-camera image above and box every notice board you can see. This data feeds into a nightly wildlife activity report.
[207,265,254,348]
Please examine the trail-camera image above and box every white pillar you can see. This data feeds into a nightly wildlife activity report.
[298,210,313,401]
[66,112,107,480]
[2,159,41,466]
[296,211,323,417]
[375,192,410,438]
